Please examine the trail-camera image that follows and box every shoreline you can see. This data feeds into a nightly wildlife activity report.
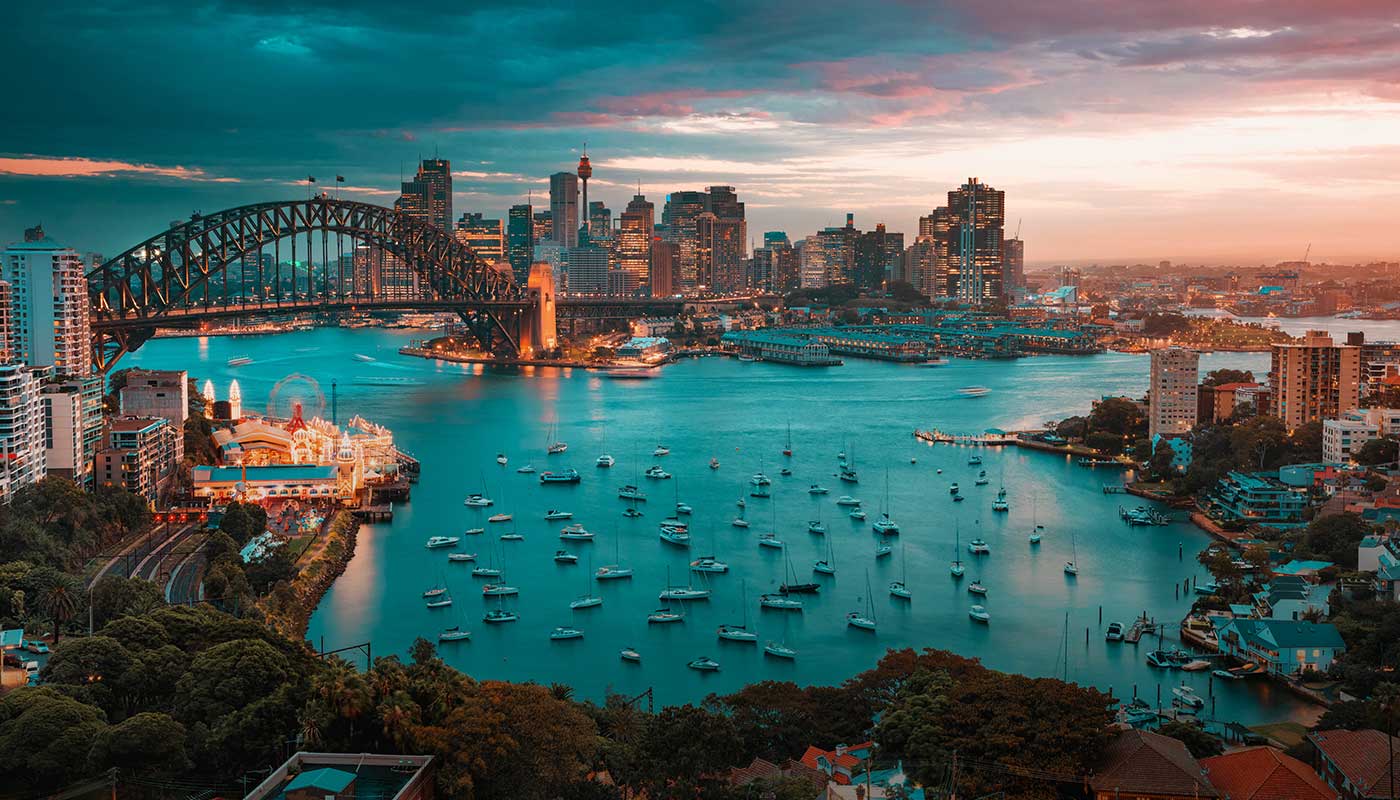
[265,510,361,641]
[398,345,663,371]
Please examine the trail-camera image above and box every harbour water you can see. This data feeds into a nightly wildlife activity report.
[127,329,1316,724]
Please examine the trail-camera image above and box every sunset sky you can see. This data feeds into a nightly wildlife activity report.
[4,1,1400,265]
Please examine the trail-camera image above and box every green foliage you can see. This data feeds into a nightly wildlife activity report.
[1156,720,1224,758]
[1357,437,1400,467]
[1202,368,1254,387]
[0,688,109,788]
[219,501,268,546]
[1084,430,1126,455]
[1055,416,1088,440]
[183,414,220,465]
[0,478,151,572]
[1089,397,1145,438]
[89,712,191,777]
[1295,513,1374,568]
[1141,313,1190,336]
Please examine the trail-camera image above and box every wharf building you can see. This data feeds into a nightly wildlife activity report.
[1148,347,1200,438]
[1271,331,1361,430]
[721,330,842,366]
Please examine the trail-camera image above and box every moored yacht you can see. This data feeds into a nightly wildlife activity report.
[596,453,615,468]
[544,509,573,520]
[759,592,803,610]
[757,532,784,549]
[618,484,647,501]
[553,550,578,564]
[483,608,518,624]
[516,464,536,474]
[464,493,493,507]
[426,536,460,549]
[872,513,899,535]
[496,453,508,465]
[717,624,759,642]
[687,656,720,671]
[438,626,470,642]
[809,484,829,495]
[620,647,641,662]
[836,495,861,506]
[549,626,584,640]
[764,641,797,660]
[690,556,729,573]
[849,509,867,521]
[644,465,671,480]
[595,565,633,580]
[967,538,990,554]
[647,608,684,623]
[559,523,593,540]
[968,605,991,623]
[447,552,477,562]
[487,513,512,523]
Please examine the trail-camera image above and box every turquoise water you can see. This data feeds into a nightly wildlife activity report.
[127,329,1318,724]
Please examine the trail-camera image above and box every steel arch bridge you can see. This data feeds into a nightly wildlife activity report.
[86,197,545,371]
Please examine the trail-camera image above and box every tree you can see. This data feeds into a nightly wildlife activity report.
[1157,720,1224,758]
[1055,416,1088,441]
[42,580,79,642]
[89,712,192,777]
[1085,431,1126,455]
[1357,437,1400,467]
[1089,397,1145,437]
[1149,438,1179,478]
[90,575,164,629]
[1202,368,1254,387]
[1229,415,1290,471]
[0,688,109,789]
[1300,513,1374,568]
[1289,420,1325,463]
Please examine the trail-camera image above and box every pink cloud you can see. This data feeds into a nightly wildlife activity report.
[0,154,238,182]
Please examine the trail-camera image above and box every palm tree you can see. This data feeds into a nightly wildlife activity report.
[42,582,78,643]
[377,690,420,750]
[549,682,575,702]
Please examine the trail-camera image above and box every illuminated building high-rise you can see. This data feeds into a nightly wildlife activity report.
[650,239,678,297]
[550,172,580,248]
[507,204,535,284]
[855,223,903,289]
[454,212,505,265]
[918,207,955,297]
[2,231,93,376]
[618,194,654,293]
[588,202,612,242]
[946,178,1005,304]
[696,212,743,292]
[1271,331,1362,429]
[1003,237,1025,299]
[662,190,707,291]
[397,158,452,232]
[1148,347,1199,438]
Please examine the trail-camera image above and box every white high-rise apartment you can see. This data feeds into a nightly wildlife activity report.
[3,234,93,377]
[1149,347,1200,438]
[0,362,47,503]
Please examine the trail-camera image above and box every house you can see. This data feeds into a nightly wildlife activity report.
[726,756,827,794]
[1308,729,1400,800]
[284,767,356,800]
[1207,471,1309,525]
[1200,746,1337,800]
[244,753,435,800]
[800,742,874,785]
[1359,535,1400,601]
[1089,729,1218,799]
[1253,575,1331,621]
[1212,617,1345,676]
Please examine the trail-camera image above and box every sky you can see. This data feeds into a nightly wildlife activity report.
[4,0,1400,266]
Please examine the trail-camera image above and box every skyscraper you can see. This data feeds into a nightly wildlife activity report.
[696,213,744,292]
[618,194,654,293]
[397,158,453,232]
[588,202,612,242]
[2,232,93,376]
[1003,237,1025,299]
[650,239,678,298]
[904,237,939,297]
[662,190,707,291]
[918,207,955,297]
[455,212,505,264]
[533,210,553,244]
[946,178,1005,304]
[1148,347,1200,438]
[1271,331,1362,430]
[507,204,535,284]
[565,242,609,295]
[0,362,45,503]
[855,223,903,289]
[550,172,580,248]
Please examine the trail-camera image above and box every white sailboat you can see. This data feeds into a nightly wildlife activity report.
[718,580,760,642]
[1029,494,1044,545]
[595,534,634,581]
[1065,527,1079,576]
[951,522,965,578]
[571,555,603,609]
[764,613,797,660]
[846,570,877,631]
[871,468,899,535]
[889,541,911,599]
[813,539,836,575]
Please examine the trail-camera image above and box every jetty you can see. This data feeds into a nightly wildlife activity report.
[913,429,1018,446]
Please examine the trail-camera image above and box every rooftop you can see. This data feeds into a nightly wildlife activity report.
[1200,746,1335,800]
[243,752,434,800]
[1309,729,1400,799]
[192,464,340,483]
[1089,729,1218,797]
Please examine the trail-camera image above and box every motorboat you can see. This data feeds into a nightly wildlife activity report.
[690,557,729,573]
[483,609,518,624]
[559,524,594,540]
[849,509,867,521]
[495,453,508,465]
[448,552,477,562]
[750,472,772,486]
[1146,650,1175,669]
[967,580,988,596]
[757,533,784,549]
[717,624,759,642]
[779,467,792,476]
[1171,685,1205,709]
[544,509,573,520]
[595,565,633,580]
[975,471,989,486]
[550,626,584,640]
[968,605,991,623]
[809,484,829,495]
[653,445,670,456]
[618,484,646,501]
[464,494,493,507]
[569,595,602,610]
[968,455,983,466]
[426,595,453,609]
[872,514,899,535]
[426,536,460,549]
[687,656,720,671]
[808,520,827,534]
[596,454,615,468]
[647,608,684,623]
[1212,669,1244,680]
[482,584,518,596]
[488,513,512,523]
[540,468,581,484]
[949,484,960,495]
[967,538,990,555]
[516,464,536,474]
[659,586,711,601]
[839,467,859,483]
[759,593,803,610]
[645,465,671,480]
[553,550,578,564]
[1182,660,1212,672]
[659,527,691,546]
[227,356,254,367]
[1105,622,1124,641]
[835,495,861,507]
[438,627,470,642]
[500,532,524,541]
[623,507,643,518]
[464,527,485,536]
[953,494,965,502]
[732,517,750,528]
[709,458,720,469]
[423,585,447,598]
[750,484,771,498]
[958,386,991,398]
[620,647,642,662]
[1064,560,1078,576]
[763,642,797,660]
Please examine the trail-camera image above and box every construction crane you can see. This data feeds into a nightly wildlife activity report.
[1014,218,1022,240]
[1302,242,1311,265]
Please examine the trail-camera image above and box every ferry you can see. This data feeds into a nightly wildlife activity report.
[464,494,493,507]
[690,557,729,573]
[759,593,802,610]
[596,454,615,468]
[483,609,518,624]
[618,485,647,501]
[550,626,584,641]
[559,524,593,541]
[226,356,254,367]
[687,656,720,671]
[447,552,477,563]
[553,550,578,564]
[487,513,512,523]
[540,468,581,484]
[620,647,642,662]
[544,509,573,520]
[958,386,992,398]
[426,536,460,549]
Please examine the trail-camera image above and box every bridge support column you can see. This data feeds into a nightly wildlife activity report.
[523,261,557,356]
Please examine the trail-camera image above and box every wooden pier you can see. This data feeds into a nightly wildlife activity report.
[353,504,394,522]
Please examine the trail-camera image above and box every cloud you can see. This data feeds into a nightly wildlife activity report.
[0,155,238,181]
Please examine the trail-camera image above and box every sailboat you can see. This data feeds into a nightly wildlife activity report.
[674,478,692,516]
[659,566,711,601]
[992,486,1009,513]
[1029,494,1044,545]
[471,545,503,578]
[764,613,796,660]
[1064,527,1079,576]
[780,545,819,594]
[596,431,614,468]
[872,468,899,535]
[813,539,836,575]
[571,555,603,609]
[950,523,965,578]
[545,421,567,455]
[846,570,877,631]
[839,445,858,483]
[889,542,911,599]
[808,501,827,534]
[783,421,793,457]
[483,592,518,624]
[874,537,893,558]
[718,580,760,642]
[595,533,634,580]
[691,530,728,573]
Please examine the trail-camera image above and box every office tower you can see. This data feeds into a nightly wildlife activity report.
[662,191,707,291]
[565,242,609,295]
[855,224,903,289]
[618,194,654,292]
[534,241,570,296]
[577,154,592,240]
[41,375,103,489]
[651,239,678,297]
[550,172,580,248]
[0,280,10,364]
[588,202,612,242]
[802,221,856,287]
[96,416,180,500]
[455,212,506,264]
[1148,347,1200,438]
[773,245,799,293]
[0,362,45,503]
[946,178,1005,304]
[918,207,956,297]
[2,234,93,376]
[904,237,939,297]
[1271,330,1362,429]
[749,247,775,291]
[507,204,535,284]
[705,186,746,251]
[533,210,553,244]
[1003,236,1025,296]
[799,235,830,289]
[696,213,744,292]
[607,269,640,296]
[397,158,452,232]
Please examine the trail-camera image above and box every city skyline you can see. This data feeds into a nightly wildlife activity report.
[5,2,1400,265]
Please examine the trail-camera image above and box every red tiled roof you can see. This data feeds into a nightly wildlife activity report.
[800,746,861,784]
[1201,746,1337,800]
[729,758,781,785]
[1211,382,1259,392]
[1309,729,1400,799]
[1090,729,1219,797]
